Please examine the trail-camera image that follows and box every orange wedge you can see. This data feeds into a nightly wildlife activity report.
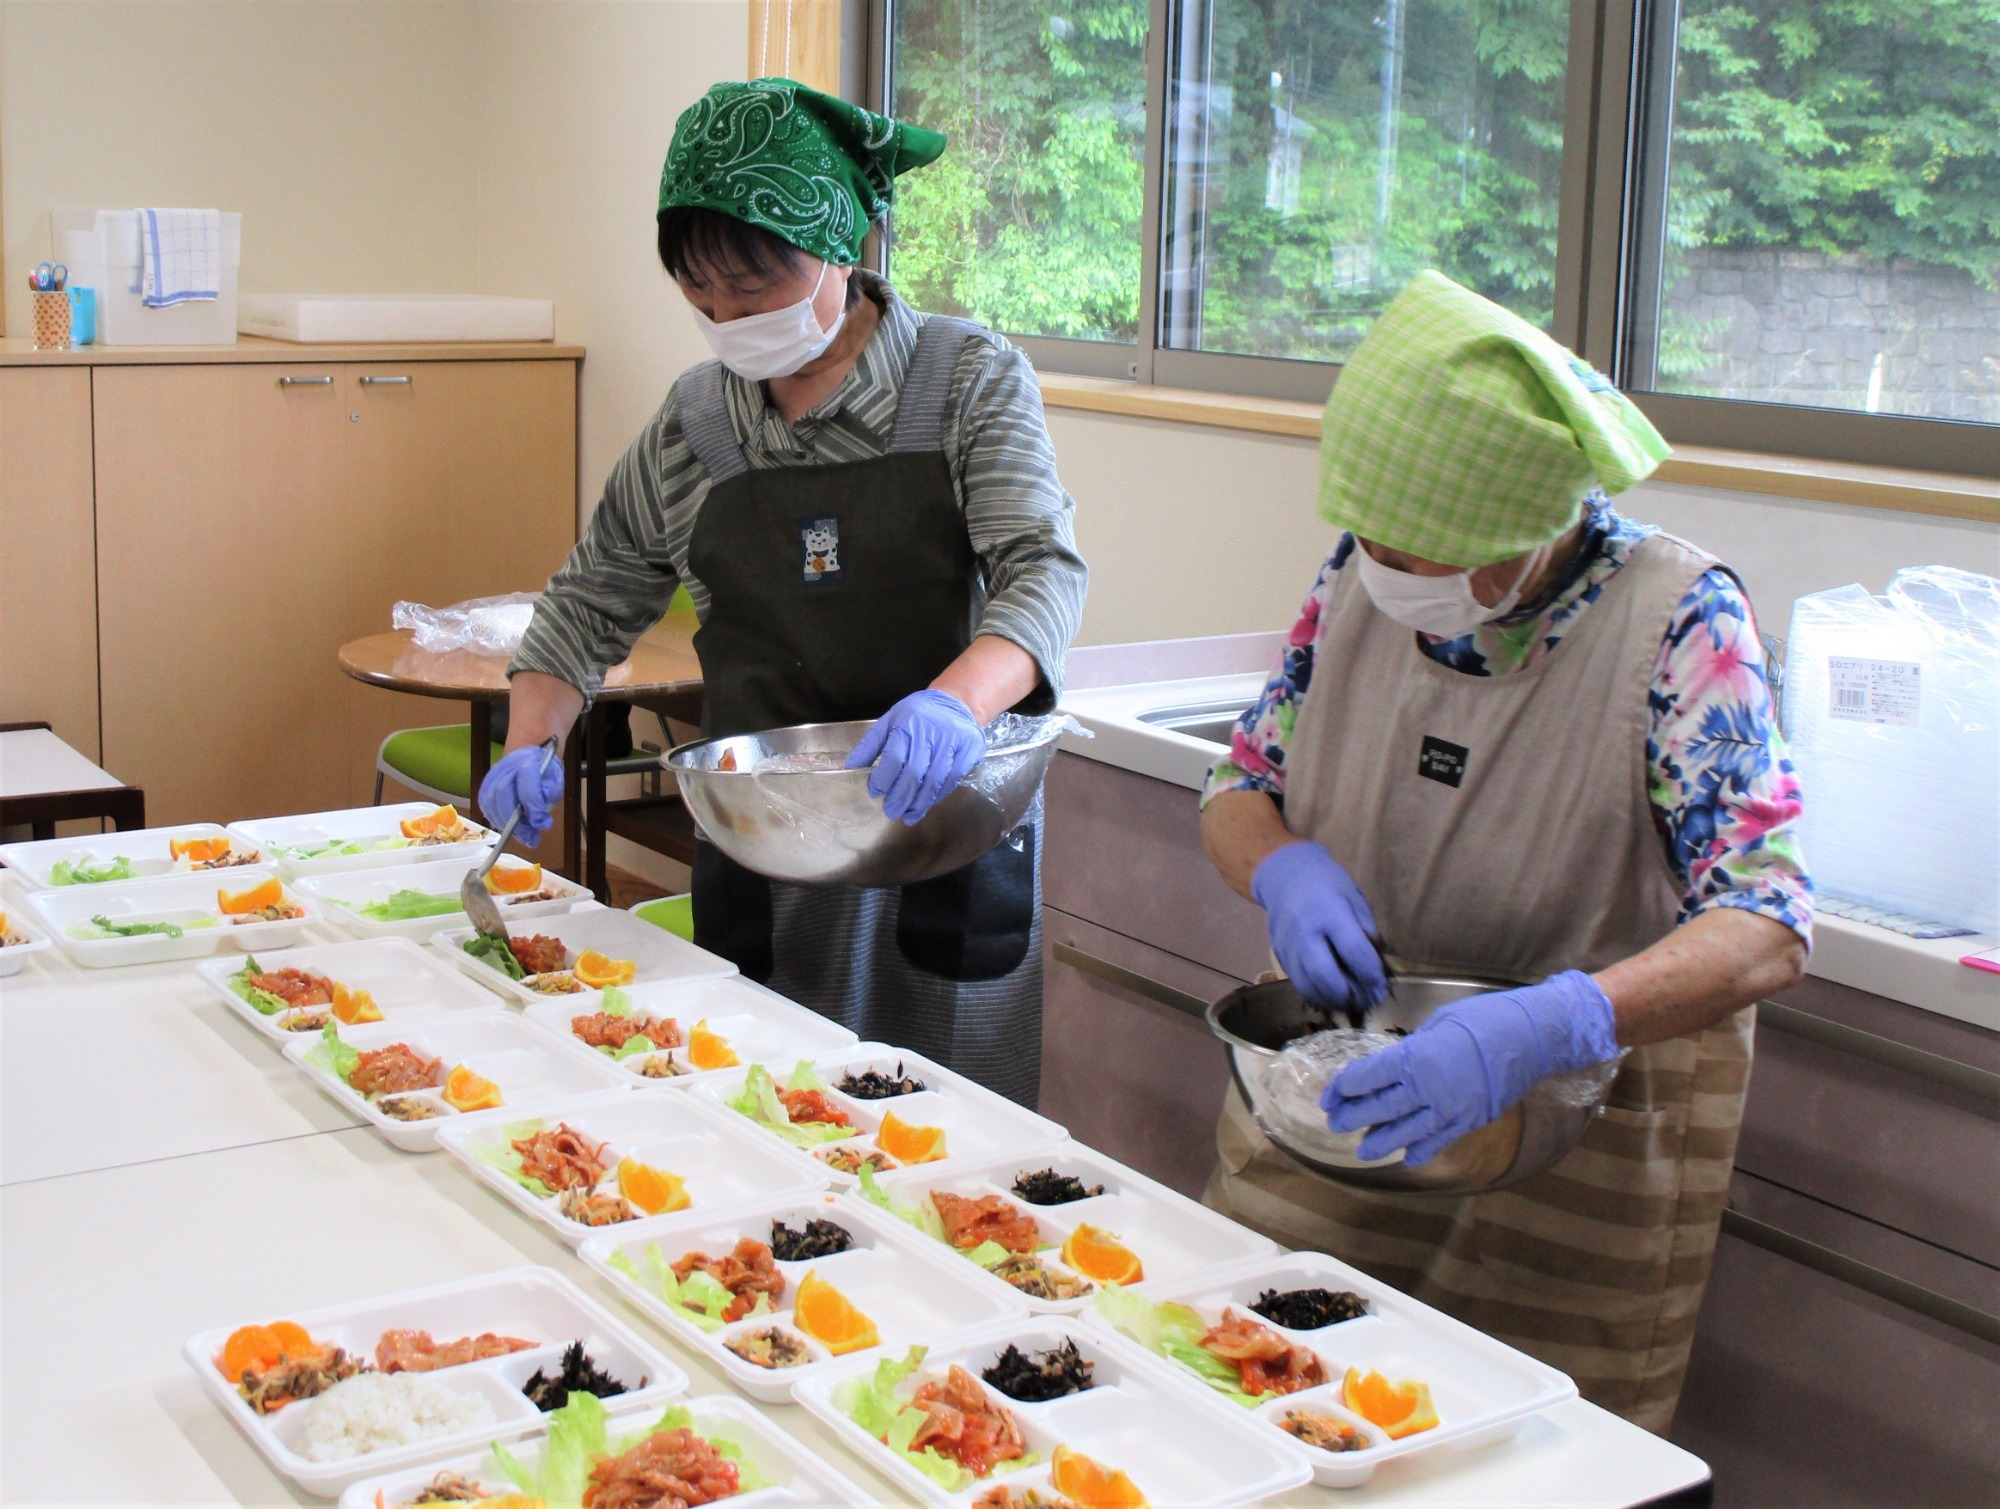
[793,1269,879,1355]
[616,1155,691,1216]
[573,950,637,989]
[171,836,232,863]
[1343,1366,1439,1439]
[875,1109,947,1165]
[485,863,543,895]
[687,1019,739,1071]
[399,804,463,839]
[331,982,383,1025]
[219,1324,282,1379]
[1060,1224,1144,1285]
[265,1321,317,1357]
[443,1063,504,1112]
[218,877,284,915]
[1051,1444,1150,1508]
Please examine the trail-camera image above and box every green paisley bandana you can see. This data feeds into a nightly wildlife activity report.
[658,78,947,266]
[1319,271,1671,567]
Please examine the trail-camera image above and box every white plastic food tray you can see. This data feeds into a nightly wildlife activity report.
[283,1010,632,1151]
[193,937,503,1043]
[338,1392,876,1509]
[0,907,54,977]
[431,909,737,1004]
[304,856,590,942]
[438,1088,830,1247]
[26,867,317,968]
[229,803,498,879]
[691,1043,1068,1190]
[184,1264,687,1498]
[580,1191,1028,1404]
[1086,1249,1578,1487]
[519,975,855,1087]
[0,822,263,891]
[241,293,555,345]
[794,1313,1314,1508]
[871,1144,1277,1315]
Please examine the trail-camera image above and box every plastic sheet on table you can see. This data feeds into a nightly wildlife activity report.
[392,592,540,654]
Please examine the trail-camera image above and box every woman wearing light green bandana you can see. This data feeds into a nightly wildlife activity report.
[1199,272,1811,1429]
[498,79,1087,1105]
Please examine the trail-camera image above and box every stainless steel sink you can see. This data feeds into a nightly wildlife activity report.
[1136,699,1250,746]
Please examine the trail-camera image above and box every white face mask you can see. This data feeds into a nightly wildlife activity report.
[1351,541,1542,638]
[690,260,845,381]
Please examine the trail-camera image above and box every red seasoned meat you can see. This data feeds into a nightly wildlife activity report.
[348,1043,442,1096]
[570,1012,681,1051]
[671,1238,786,1322]
[508,934,569,975]
[584,1425,740,1508]
[776,1087,850,1127]
[375,1328,535,1372]
[906,1365,1029,1477]
[929,1191,1042,1254]
[246,967,334,1006]
[1200,1308,1328,1396]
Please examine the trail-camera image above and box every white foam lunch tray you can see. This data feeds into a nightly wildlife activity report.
[194,936,503,1043]
[437,1088,831,1248]
[581,1190,1029,1404]
[793,1312,1314,1507]
[283,1010,632,1151]
[26,867,318,968]
[0,822,265,891]
[241,293,555,345]
[690,1043,1068,1190]
[431,908,738,1004]
[0,907,54,977]
[1085,1249,1579,1487]
[184,1264,687,1498]
[871,1144,1277,1315]
[338,1391,876,1509]
[229,802,499,879]
[519,975,856,1087]
[303,855,590,941]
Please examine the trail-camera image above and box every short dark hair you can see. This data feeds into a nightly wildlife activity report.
[657,206,804,285]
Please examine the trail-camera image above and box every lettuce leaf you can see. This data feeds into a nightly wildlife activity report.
[855,1164,947,1243]
[610,1034,662,1062]
[963,1240,1012,1270]
[472,1118,554,1195]
[71,913,204,940]
[606,1243,764,1334]
[355,888,462,922]
[490,1397,772,1509]
[834,1345,1016,1492]
[464,932,526,980]
[600,986,633,1016]
[722,1062,855,1148]
[1091,1284,1274,1406]
[227,954,291,1015]
[304,1023,361,1086]
[274,836,411,861]
[50,855,136,886]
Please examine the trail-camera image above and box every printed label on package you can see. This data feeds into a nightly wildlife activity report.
[1827,656,1921,727]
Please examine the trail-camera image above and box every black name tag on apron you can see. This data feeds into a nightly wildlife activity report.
[1418,735,1469,788]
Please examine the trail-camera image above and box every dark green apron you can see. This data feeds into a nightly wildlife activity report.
[674,315,1044,1104]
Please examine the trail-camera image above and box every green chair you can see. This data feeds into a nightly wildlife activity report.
[373,725,505,807]
[631,893,695,942]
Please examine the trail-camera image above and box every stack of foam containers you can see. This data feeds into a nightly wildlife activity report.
[54,209,242,345]
[1782,565,2000,933]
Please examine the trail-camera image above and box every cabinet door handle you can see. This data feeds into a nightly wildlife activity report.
[359,375,411,386]
[1758,1000,2000,1105]
[276,375,333,387]
[1051,940,1216,1019]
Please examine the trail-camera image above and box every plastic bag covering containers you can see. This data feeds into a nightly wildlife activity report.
[53,209,242,345]
[1783,566,2000,933]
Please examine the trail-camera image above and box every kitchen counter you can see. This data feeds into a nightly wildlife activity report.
[0,885,1709,1507]
[1058,635,2000,1029]
[0,334,583,365]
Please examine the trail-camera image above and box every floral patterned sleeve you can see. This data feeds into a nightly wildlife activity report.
[1200,538,1354,809]
[1647,569,1814,944]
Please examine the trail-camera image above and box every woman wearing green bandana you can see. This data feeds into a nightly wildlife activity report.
[1198,273,1812,1429]
[494,79,1088,1105]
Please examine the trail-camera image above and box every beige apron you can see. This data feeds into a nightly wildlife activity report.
[1205,532,1754,1431]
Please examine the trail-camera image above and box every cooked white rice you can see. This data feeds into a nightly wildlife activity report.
[293,1371,497,1463]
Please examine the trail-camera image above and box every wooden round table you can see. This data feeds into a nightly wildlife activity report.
[338,625,703,885]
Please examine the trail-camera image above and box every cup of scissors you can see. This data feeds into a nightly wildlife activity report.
[29,262,71,350]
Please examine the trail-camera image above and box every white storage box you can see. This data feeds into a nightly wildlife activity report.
[54,209,242,346]
[240,293,554,343]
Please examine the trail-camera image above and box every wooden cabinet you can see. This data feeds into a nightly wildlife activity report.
[50,350,579,827]
[0,368,100,759]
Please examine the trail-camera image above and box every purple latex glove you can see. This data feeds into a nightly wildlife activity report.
[845,689,985,825]
[1250,841,1389,1012]
[1322,970,1620,1165]
[477,744,565,848]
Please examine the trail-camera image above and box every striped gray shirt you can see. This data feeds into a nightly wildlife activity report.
[512,274,1089,704]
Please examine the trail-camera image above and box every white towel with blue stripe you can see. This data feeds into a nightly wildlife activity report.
[140,208,222,307]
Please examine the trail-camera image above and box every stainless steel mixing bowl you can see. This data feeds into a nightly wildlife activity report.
[1208,972,1613,1196]
[666,718,1063,887]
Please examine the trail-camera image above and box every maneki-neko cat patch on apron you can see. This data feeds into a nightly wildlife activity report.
[800,516,842,584]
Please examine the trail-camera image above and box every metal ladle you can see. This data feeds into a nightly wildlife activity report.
[459,738,558,946]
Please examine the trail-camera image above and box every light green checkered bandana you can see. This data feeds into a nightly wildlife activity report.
[1319,271,1671,567]
[658,78,947,266]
